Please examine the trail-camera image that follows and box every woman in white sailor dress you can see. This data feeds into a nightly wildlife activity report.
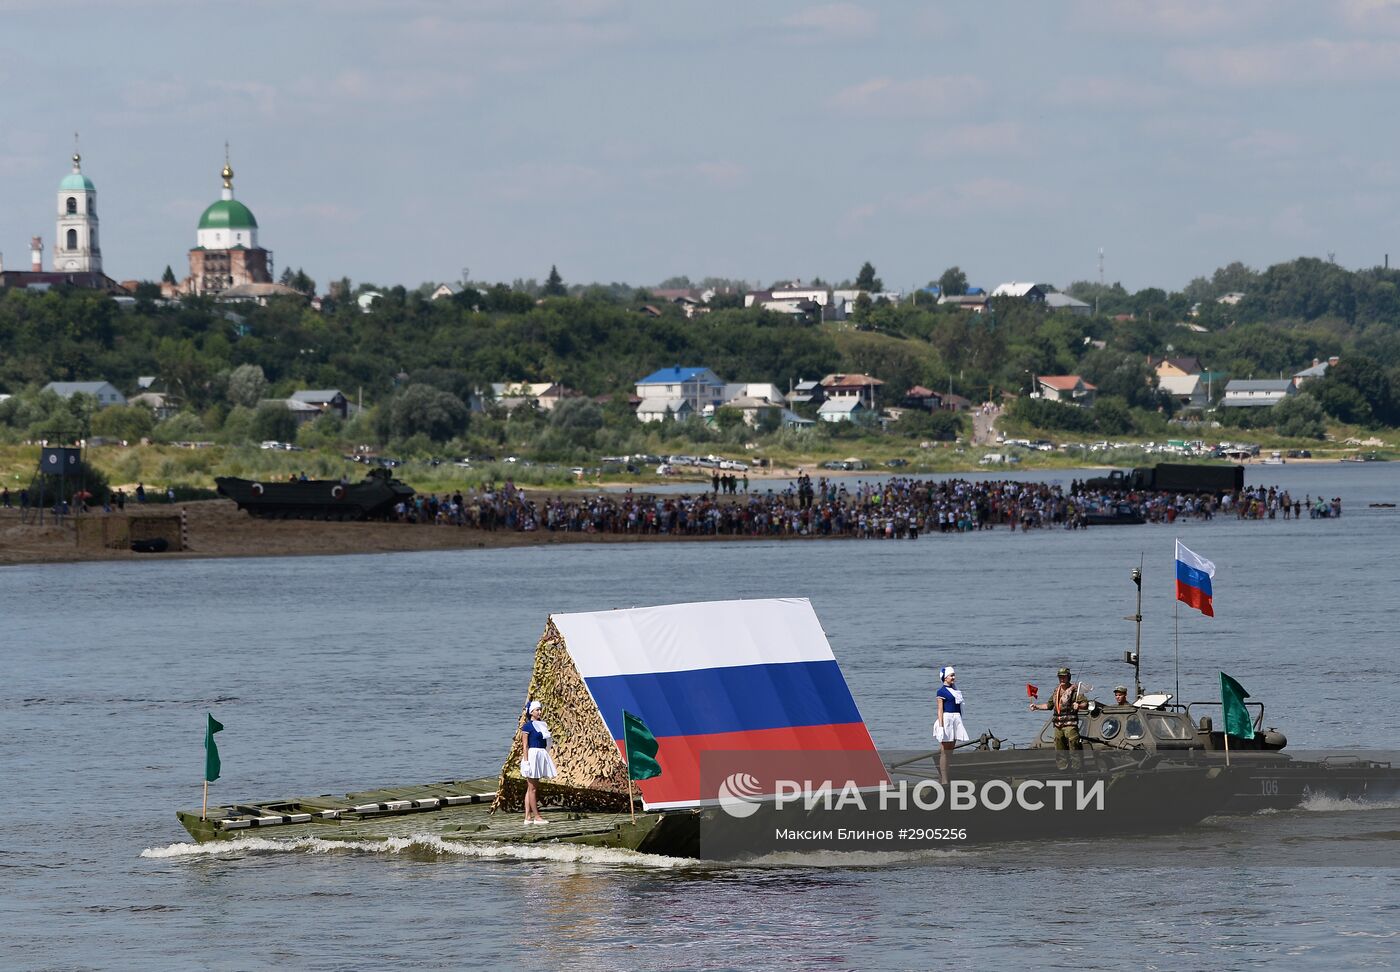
[934,666,968,784]
[519,700,557,825]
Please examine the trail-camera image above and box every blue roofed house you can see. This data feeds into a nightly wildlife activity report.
[634,366,726,422]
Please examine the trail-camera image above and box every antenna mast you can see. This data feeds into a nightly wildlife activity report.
[1124,557,1144,699]
[1096,247,1104,317]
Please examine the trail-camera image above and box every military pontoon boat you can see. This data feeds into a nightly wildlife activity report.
[177,599,1233,859]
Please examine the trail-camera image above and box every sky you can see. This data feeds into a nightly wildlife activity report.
[3,0,1399,294]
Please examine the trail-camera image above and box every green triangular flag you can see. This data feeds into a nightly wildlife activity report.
[1220,672,1255,741]
[204,712,224,783]
[623,710,661,782]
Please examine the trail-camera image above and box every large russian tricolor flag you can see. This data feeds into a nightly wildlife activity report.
[1175,539,1216,617]
[552,598,889,810]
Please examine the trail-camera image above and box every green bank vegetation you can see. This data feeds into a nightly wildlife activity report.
[1,256,1399,490]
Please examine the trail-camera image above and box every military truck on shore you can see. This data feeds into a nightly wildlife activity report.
[1084,462,1244,495]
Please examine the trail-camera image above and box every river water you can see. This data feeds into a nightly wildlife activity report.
[4,463,1398,970]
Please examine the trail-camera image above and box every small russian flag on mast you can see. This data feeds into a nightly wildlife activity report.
[1175,539,1216,617]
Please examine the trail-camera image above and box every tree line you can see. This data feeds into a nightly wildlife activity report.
[1,255,1399,452]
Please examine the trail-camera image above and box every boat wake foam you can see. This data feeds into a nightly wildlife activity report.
[1298,793,1400,813]
[140,833,697,869]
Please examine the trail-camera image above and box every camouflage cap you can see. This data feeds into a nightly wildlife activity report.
[1114,685,1128,694]
[1057,667,1071,676]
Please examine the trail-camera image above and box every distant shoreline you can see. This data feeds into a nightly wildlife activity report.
[0,462,1355,567]
[0,499,849,567]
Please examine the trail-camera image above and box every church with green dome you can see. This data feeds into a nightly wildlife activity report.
[183,155,274,296]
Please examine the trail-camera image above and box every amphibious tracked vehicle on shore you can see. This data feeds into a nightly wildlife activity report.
[215,468,414,520]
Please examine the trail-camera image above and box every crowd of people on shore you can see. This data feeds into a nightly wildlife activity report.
[1,481,170,517]
[387,474,1339,539]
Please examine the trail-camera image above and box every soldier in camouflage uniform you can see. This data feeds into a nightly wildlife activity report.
[1030,666,1087,770]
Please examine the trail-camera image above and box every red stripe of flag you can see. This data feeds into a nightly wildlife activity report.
[1176,579,1214,617]
[615,722,888,808]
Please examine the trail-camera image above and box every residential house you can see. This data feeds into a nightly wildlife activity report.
[290,389,349,419]
[1156,374,1208,410]
[941,393,974,412]
[636,397,694,423]
[817,398,867,422]
[650,289,709,317]
[1149,355,1204,379]
[746,284,826,318]
[1217,292,1246,305]
[1035,375,1097,407]
[218,282,306,305]
[990,282,1047,301]
[635,366,726,420]
[787,379,825,407]
[490,381,576,413]
[430,283,462,301]
[832,289,902,318]
[937,293,990,313]
[743,290,821,320]
[43,380,126,407]
[1292,357,1338,388]
[772,284,830,310]
[721,382,787,407]
[903,385,943,411]
[720,395,812,429]
[534,383,582,412]
[1044,292,1091,316]
[261,397,322,425]
[128,391,180,420]
[820,373,884,409]
[1221,379,1296,408]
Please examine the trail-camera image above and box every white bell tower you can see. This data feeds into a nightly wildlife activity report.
[54,137,101,273]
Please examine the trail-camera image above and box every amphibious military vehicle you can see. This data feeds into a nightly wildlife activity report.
[215,468,414,520]
[1007,564,1400,813]
[1020,692,1400,813]
[1084,462,1244,495]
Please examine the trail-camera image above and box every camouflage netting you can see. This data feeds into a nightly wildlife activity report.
[492,618,632,813]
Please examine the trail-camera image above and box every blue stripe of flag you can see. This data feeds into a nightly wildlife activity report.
[1176,558,1213,596]
[584,659,863,741]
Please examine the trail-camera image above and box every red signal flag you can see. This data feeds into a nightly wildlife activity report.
[1027,683,1039,700]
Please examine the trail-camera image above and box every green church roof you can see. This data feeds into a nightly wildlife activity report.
[60,172,95,192]
[198,199,258,230]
